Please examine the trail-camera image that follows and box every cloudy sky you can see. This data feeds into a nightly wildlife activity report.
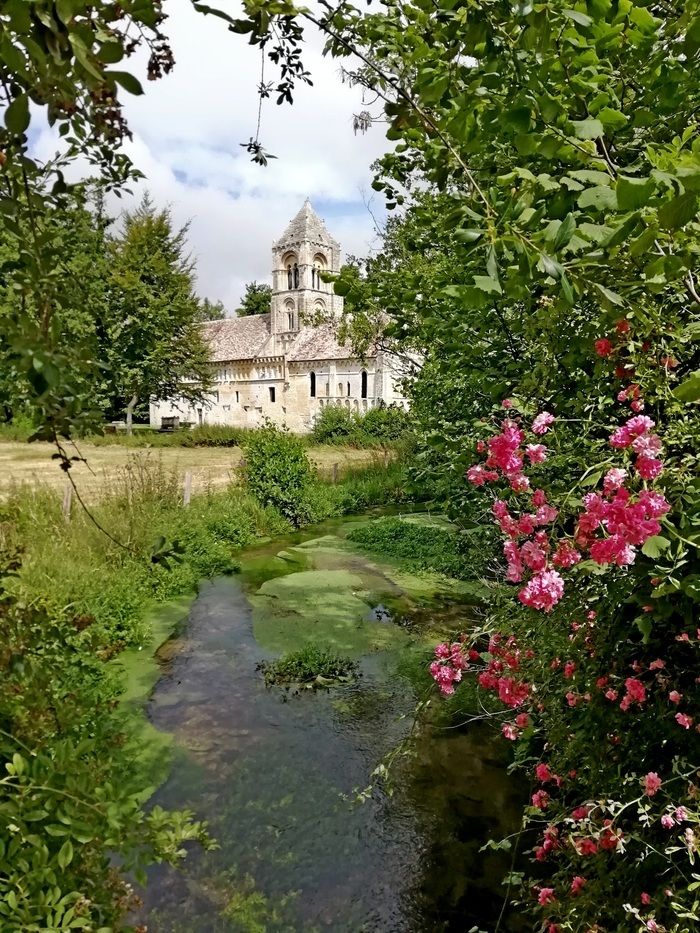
[33,0,389,312]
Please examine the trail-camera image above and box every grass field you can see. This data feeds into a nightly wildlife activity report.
[0,441,385,502]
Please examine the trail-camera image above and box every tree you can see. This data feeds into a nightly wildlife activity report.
[220,1,700,928]
[104,194,212,433]
[238,281,272,316]
[197,297,227,321]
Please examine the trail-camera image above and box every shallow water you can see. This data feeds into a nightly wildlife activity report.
[138,519,523,932]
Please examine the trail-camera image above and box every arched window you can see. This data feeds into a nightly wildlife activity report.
[347,381,351,397]
[313,254,326,292]
[310,371,316,398]
[293,263,299,289]
[287,264,293,289]
[361,370,368,399]
[287,312,294,330]
[337,382,343,397]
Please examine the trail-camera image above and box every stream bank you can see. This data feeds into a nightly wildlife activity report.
[135,514,524,931]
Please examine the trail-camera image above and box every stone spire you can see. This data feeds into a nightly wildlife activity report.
[269,199,343,351]
[275,198,338,250]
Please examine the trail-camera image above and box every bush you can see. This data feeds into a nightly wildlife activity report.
[85,423,247,448]
[0,414,37,442]
[310,404,412,447]
[347,516,476,578]
[258,645,359,688]
[242,423,314,526]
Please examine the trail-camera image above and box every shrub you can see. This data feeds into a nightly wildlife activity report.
[242,422,314,526]
[85,423,247,448]
[310,405,356,442]
[258,645,359,688]
[0,546,212,931]
[0,414,37,442]
[310,404,413,447]
[347,516,475,578]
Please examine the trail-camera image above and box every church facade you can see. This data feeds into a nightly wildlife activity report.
[149,200,407,433]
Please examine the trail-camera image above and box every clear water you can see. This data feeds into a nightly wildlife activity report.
[137,522,524,932]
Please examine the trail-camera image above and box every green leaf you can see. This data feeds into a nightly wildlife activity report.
[617,176,655,210]
[594,283,624,306]
[553,212,576,250]
[635,615,653,644]
[658,192,699,231]
[538,253,563,280]
[55,0,75,23]
[568,170,612,186]
[106,71,144,95]
[486,246,498,280]
[57,840,74,869]
[5,93,29,134]
[685,15,700,55]
[560,273,574,305]
[69,34,103,82]
[453,228,484,243]
[99,41,124,64]
[571,118,604,140]
[473,275,502,295]
[641,535,671,559]
[578,186,618,211]
[629,226,657,258]
[597,107,628,132]
[563,8,593,26]
[673,371,700,403]
[503,107,531,132]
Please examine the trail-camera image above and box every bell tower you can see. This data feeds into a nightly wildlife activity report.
[270,199,342,352]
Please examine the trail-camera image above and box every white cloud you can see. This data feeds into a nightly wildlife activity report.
[34,0,389,310]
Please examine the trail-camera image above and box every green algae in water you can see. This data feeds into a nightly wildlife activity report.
[139,518,524,931]
[113,593,194,794]
[250,568,410,656]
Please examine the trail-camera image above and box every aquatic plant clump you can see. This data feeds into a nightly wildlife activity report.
[258,645,360,689]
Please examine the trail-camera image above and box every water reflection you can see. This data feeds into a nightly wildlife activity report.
[138,526,524,932]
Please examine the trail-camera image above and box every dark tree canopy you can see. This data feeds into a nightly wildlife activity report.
[238,281,272,316]
[197,297,227,321]
[104,194,212,431]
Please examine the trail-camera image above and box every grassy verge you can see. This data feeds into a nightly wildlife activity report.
[1,454,411,651]
[0,451,411,929]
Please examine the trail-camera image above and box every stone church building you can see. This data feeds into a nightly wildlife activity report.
[149,200,407,433]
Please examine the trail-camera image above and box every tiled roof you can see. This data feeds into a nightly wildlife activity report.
[202,315,273,361]
[275,199,339,248]
[286,323,355,361]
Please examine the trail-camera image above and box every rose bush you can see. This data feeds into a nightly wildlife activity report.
[429,330,700,931]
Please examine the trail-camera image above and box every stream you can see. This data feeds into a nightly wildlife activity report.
[136,516,524,932]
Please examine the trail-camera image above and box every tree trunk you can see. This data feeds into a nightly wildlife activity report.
[125,393,138,436]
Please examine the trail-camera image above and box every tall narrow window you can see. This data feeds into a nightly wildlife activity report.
[293,263,299,288]
[310,371,316,398]
[287,264,293,289]
[269,387,276,403]
[347,381,351,397]
[287,312,294,330]
[236,391,240,403]
[361,370,368,399]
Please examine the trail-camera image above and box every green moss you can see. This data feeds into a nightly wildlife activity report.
[250,569,409,656]
[112,594,194,793]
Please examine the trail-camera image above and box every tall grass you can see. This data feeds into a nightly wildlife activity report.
[1,453,413,652]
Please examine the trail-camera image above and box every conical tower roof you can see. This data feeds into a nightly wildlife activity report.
[275,199,338,247]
